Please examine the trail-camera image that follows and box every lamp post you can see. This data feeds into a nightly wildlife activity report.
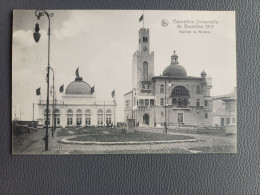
[49,66,55,137]
[33,10,54,151]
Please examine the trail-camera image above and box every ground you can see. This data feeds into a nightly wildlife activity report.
[12,126,237,154]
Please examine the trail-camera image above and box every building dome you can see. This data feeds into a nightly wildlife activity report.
[162,51,187,78]
[65,78,92,95]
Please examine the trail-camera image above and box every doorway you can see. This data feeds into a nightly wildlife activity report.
[143,114,150,125]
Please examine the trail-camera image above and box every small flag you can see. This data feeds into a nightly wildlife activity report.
[139,14,144,22]
[75,67,79,77]
[111,90,115,98]
[59,84,64,93]
[91,86,95,94]
[36,87,41,96]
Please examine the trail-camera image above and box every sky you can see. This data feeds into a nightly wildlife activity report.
[12,10,236,121]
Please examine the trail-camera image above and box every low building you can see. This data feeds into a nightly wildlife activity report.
[212,88,237,126]
[37,73,116,128]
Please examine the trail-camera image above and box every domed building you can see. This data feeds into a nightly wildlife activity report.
[124,28,213,127]
[37,71,116,128]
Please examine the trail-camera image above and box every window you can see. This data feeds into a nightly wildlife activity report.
[56,118,60,125]
[54,109,60,126]
[232,118,236,124]
[150,99,154,106]
[85,117,91,125]
[205,113,208,119]
[97,109,103,126]
[204,100,208,107]
[139,99,144,106]
[145,99,149,106]
[172,98,177,105]
[106,109,112,126]
[197,112,200,118]
[125,100,129,108]
[134,97,136,106]
[85,109,91,126]
[226,118,231,125]
[143,62,148,81]
[196,99,200,107]
[67,118,72,126]
[178,113,184,123]
[76,109,82,126]
[143,37,148,42]
[67,109,73,126]
[160,84,164,94]
[160,98,164,106]
[172,86,189,96]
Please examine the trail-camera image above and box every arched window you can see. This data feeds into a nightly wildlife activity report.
[106,109,112,126]
[54,109,60,125]
[44,109,51,114]
[172,98,177,105]
[85,109,91,114]
[76,109,82,126]
[172,86,189,97]
[160,84,164,94]
[67,109,73,114]
[143,62,148,81]
[97,109,103,126]
[85,109,91,126]
[67,109,73,126]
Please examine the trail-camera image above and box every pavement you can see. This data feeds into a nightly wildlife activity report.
[12,127,237,154]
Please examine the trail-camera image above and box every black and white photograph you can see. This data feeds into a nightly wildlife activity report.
[12,10,237,154]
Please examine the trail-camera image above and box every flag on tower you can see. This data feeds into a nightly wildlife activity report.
[91,86,95,94]
[36,87,41,96]
[139,14,144,22]
[111,90,115,98]
[59,84,64,93]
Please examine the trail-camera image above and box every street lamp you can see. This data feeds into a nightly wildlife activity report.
[49,67,55,137]
[33,10,54,151]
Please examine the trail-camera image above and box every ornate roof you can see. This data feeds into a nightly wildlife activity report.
[65,80,92,95]
[162,51,187,78]
[65,69,92,95]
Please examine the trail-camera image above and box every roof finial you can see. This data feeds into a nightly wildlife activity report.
[75,66,82,81]
[171,50,178,64]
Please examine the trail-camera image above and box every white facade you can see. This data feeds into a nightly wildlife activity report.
[37,75,116,128]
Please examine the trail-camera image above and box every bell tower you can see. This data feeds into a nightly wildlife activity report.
[132,28,154,95]
[139,28,150,53]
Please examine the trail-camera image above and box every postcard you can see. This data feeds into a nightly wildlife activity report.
[12,10,236,154]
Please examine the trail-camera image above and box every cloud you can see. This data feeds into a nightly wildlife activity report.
[53,12,91,40]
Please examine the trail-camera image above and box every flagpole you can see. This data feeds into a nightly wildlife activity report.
[103,101,106,126]
[33,103,34,121]
[143,10,144,28]
[114,96,116,128]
